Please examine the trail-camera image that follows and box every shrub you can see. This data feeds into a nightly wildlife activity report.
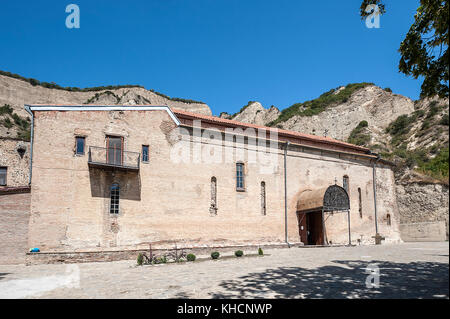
[384,87,392,93]
[155,256,167,264]
[440,114,449,126]
[0,104,13,115]
[137,253,144,266]
[186,253,196,262]
[347,120,370,146]
[235,250,244,257]
[267,82,374,126]
[211,251,220,259]
[258,247,264,256]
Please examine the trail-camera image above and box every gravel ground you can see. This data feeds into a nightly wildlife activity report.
[0,242,448,299]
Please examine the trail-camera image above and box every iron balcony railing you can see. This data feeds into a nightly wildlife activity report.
[88,146,140,171]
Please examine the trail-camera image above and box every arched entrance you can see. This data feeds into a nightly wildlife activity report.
[296,185,350,246]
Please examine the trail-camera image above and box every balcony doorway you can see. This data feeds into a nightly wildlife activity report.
[106,136,123,166]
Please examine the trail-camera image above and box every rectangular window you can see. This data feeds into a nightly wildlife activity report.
[142,145,149,162]
[75,136,85,155]
[236,163,244,191]
[0,167,6,186]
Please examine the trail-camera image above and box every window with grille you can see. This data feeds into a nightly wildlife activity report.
[236,162,244,191]
[0,167,6,186]
[110,183,120,214]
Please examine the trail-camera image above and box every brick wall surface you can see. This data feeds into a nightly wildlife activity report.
[0,192,30,264]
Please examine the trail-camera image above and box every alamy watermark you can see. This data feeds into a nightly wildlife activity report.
[365,263,380,288]
[65,4,80,29]
[169,120,280,175]
[365,4,380,29]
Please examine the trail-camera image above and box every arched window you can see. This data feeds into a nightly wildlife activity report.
[236,162,245,191]
[386,214,391,226]
[261,181,266,215]
[110,183,120,214]
[210,177,217,216]
[358,187,362,218]
[343,175,349,193]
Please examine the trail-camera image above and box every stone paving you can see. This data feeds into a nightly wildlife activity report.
[0,242,448,299]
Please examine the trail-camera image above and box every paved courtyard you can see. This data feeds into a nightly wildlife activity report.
[0,242,448,299]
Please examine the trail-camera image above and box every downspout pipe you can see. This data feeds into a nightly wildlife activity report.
[372,154,381,236]
[25,105,34,186]
[284,141,291,247]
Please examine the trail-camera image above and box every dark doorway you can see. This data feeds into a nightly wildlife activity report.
[106,136,123,166]
[297,211,324,245]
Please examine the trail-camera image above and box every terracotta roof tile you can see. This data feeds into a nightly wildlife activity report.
[172,108,369,153]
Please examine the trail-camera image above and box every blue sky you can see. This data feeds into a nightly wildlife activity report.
[0,0,421,115]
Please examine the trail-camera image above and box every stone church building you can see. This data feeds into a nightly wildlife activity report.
[2,104,401,263]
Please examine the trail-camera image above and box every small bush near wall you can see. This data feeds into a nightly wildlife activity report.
[186,253,196,262]
[258,248,264,256]
[235,250,244,257]
[211,252,220,259]
[137,253,144,266]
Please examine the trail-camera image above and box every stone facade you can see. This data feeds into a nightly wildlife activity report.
[27,106,401,255]
[0,138,30,187]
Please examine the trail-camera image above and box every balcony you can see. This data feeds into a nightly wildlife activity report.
[88,146,140,171]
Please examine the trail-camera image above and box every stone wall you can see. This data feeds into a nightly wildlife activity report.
[396,182,449,241]
[399,221,447,242]
[0,190,31,264]
[28,109,401,253]
[0,138,30,187]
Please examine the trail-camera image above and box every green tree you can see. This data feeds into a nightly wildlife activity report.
[360,0,449,98]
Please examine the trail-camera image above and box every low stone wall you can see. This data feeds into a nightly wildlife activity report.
[25,242,302,265]
[399,221,448,242]
[0,188,31,264]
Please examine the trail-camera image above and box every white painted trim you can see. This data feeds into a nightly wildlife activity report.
[25,105,181,126]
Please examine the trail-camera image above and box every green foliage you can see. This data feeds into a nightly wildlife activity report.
[347,120,371,146]
[1,117,13,129]
[398,0,449,98]
[149,89,206,104]
[268,83,374,126]
[384,87,392,93]
[186,253,196,262]
[258,247,264,256]
[0,105,31,141]
[0,104,13,115]
[154,256,167,264]
[234,250,244,257]
[385,113,419,141]
[439,114,449,125]
[137,253,144,266]
[16,129,31,142]
[419,147,449,178]
[361,1,448,98]
[211,251,220,259]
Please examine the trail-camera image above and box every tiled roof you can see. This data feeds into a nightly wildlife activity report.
[172,108,370,153]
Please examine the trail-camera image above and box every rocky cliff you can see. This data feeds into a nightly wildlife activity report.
[0,72,211,140]
[225,84,449,236]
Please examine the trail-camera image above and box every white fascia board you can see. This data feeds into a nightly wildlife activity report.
[25,105,181,126]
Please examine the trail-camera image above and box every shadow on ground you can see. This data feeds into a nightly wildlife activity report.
[209,260,449,299]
